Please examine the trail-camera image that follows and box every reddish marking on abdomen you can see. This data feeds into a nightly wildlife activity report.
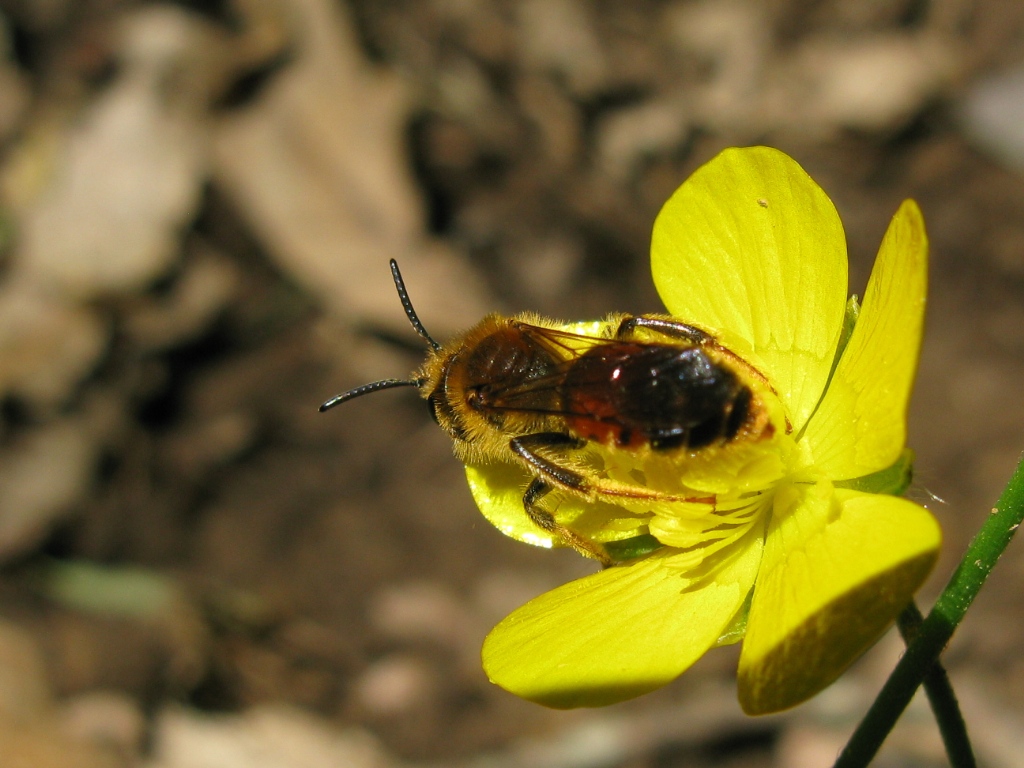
[565,410,645,448]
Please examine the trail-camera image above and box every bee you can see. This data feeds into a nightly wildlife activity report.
[321,260,776,566]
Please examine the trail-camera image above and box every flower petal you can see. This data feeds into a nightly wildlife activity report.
[465,462,649,548]
[800,200,928,479]
[651,147,848,432]
[482,528,763,708]
[737,483,940,715]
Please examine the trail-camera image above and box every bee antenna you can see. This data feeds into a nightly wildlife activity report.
[319,378,425,412]
[390,259,442,352]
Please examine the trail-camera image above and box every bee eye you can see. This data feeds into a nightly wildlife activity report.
[426,394,442,425]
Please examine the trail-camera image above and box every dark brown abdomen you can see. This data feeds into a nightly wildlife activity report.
[561,342,752,450]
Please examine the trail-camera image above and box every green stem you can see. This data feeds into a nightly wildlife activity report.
[835,451,1024,768]
[896,603,975,768]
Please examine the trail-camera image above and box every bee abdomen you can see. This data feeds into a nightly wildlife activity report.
[562,343,756,450]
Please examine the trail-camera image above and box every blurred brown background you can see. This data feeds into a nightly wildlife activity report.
[0,0,1022,766]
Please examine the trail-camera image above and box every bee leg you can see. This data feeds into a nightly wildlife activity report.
[523,478,613,567]
[617,315,775,393]
[510,433,613,566]
[615,315,714,345]
[510,432,587,488]
[512,433,718,507]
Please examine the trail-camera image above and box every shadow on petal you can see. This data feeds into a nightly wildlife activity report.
[737,487,940,715]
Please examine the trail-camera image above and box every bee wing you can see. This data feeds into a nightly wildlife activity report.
[479,323,613,416]
[515,322,614,356]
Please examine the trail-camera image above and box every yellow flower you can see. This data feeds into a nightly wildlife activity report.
[468,147,940,714]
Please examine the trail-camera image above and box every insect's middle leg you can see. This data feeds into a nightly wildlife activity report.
[510,432,716,564]
[510,432,715,505]
[510,432,589,492]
